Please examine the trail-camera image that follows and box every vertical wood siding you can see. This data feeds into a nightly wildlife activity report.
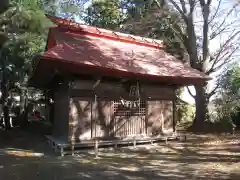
[163,101,173,130]
[147,100,173,136]
[69,98,92,141]
[67,80,175,142]
[147,101,163,135]
[92,100,112,138]
[69,98,173,141]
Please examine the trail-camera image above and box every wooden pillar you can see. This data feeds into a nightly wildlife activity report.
[95,139,99,158]
[71,140,75,156]
[94,95,97,138]
[133,137,136,148]
[173,98,176,133]
[145,101,148,135]
[91,99,93,138]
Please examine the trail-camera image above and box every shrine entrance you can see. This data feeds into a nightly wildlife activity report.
[111,82,146,137]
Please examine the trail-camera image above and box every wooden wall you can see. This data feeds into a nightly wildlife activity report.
[67,80,176,142]
[69,98,113,141]
[69,98,92,141]
[147,101,173,136]
[71,80,175,100]
[92,100,112,138]
[68,98,173,141]
[52,83,69,140]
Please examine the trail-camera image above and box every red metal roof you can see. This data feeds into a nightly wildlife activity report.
[46,15,164,49]
[30,15,209,87]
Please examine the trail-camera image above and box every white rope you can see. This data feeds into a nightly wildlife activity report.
[120,81,141,109]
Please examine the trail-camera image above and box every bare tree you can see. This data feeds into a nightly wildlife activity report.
[166,0,240,130]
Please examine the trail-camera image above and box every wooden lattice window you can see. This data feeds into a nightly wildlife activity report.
[113,100,146,116]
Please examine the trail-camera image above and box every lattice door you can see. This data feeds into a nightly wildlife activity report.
[112,100,146,137]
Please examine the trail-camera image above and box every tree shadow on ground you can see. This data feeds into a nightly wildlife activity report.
[0,127,240,180]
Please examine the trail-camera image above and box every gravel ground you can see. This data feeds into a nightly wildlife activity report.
[0,128,239,180]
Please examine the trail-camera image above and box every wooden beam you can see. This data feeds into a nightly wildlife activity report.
[173,98,177,133]
[145,101,148,135]
[94,140,99,158]
[91,99,93,138]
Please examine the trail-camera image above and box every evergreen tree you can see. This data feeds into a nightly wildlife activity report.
[84,0,124,30]
[0,0,51,129]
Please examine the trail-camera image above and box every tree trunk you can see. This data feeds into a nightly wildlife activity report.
[1,79,11,130]
[3,104,11,129]
[192,85,209,132]
[19,90,24,126]
[0,52,11,130]
[19,89,28,128]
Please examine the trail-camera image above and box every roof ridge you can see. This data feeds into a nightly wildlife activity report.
[46,15,164,49]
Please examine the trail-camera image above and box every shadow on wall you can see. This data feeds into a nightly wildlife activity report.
[69,98,173,141]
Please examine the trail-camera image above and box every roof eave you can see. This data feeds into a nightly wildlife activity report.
[30,57,209,88]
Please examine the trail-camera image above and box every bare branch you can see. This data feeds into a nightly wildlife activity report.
[210,2,240,37]
[198,0,211,66]
[208,0,222,25]
[198,0,205,8]
[209,30,239,61]
[208,83,220,98]
[169,0,188,23]
[188,0,196,14]
[176,96,190,105]
[211,46,230,65]
[187,86,195,98]
[207,45,239,75]
[207,0,212,5]
[169,0,199,68]
[209,20,237,40]
[180,0,187,14]
[211,48,238,73]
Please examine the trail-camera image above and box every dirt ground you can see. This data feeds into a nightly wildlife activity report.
[0,127,239,180]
